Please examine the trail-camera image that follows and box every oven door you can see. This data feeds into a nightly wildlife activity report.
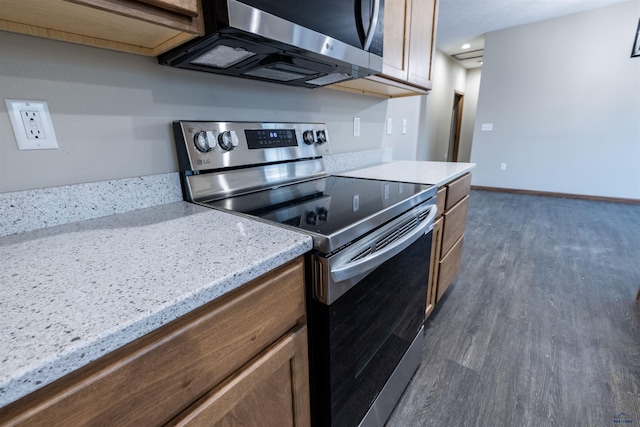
[308,202,436,427]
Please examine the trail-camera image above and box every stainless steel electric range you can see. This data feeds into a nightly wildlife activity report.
[173,121,437,427]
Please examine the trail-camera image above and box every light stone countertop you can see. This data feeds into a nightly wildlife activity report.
[337,160,476,187]
[0,159,472,408]
[0,202,312,408]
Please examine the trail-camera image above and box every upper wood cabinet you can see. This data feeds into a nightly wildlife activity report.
[406,0,436,88]
[330,0,438,98]
[137,0,200,17]
[380,0,413,82]
[0,0,204,56]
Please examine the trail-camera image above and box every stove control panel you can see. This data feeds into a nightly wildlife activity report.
[174,121,331,172]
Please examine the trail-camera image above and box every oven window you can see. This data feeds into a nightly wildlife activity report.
[309,231,431,427]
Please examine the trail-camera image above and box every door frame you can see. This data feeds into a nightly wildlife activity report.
[447,91,464,162]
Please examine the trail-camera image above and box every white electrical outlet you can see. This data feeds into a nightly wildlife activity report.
[386,118,392,135]
[353,117,361,137]
[402,119,408,135]
[5,99,59,150]
[500,163,507,171]
[21,111,46,139]
[481,123,493,131]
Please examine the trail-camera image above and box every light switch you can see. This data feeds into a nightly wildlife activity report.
[481,123,493,131]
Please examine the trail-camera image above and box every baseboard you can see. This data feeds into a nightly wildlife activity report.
[471,186,640,205]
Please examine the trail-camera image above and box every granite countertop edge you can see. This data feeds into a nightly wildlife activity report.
[336,160,477,186]
[0,201,312,408]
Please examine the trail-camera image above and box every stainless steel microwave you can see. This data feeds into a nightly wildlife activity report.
[158,0,384,88]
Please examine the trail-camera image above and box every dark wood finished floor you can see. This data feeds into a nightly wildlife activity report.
[387,190,640,427]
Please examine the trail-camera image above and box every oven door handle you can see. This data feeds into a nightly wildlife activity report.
[330,204,437,283]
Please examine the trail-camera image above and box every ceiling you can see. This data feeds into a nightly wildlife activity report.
[436,0,632,68]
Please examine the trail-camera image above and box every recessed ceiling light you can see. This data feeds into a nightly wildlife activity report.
[461,43,471,49]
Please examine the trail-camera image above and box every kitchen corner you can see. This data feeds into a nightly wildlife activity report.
[0,157,473,413]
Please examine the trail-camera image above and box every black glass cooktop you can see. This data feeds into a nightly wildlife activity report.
[205,176,435,251]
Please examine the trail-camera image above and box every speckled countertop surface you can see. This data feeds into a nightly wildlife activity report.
[0,202,312,407]
[337,160,476,187]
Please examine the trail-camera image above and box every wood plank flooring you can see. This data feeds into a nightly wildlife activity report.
[386,190,640,427]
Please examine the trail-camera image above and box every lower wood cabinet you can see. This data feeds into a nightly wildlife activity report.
[426,173,471,317]
[441,195,469,261]
[0,257,309,427]
[436,235,464,302]
[167,325,309,427]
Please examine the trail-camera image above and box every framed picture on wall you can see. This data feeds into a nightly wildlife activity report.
[632,18,640,58]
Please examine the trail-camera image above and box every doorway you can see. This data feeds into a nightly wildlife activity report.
[447,91,464,162]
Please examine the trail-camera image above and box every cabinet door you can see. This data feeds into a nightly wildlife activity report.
[381,0,410,81]
[136,0,199,17]
[167,325,310,427]
[442,195,469,256]
[407,0,437,88]
[74,0,202,30]
[0,0,203,57]
[437,236,463,302]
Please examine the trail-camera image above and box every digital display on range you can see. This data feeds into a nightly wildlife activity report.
[245,129,298,149]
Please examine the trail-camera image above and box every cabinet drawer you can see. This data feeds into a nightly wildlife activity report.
[436,236,464,302]
[0,258,305,427]
[435,186,446,219]
[441,195,469,256]
[167,325,310,427]
[445,173,471,211]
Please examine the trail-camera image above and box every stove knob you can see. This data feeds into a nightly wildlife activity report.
[317,207,328,221]
[218,130,239,151]
[193,131,215,152]
[316,130,327,144]
[305,211,317,226]
[303,130,315,145]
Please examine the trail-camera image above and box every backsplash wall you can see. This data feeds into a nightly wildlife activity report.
[0,31,424,193]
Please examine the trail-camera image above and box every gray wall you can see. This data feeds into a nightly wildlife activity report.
[459,67,481,163]
[0,31,428,193]
[470,0,640,199]
[382,95,428,161]
[420,50,468,161]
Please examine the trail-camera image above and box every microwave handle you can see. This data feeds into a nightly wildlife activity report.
[330,204,437,283]
[363,0,381,51]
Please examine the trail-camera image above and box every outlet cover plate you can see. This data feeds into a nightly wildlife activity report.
[5,99,59,150]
